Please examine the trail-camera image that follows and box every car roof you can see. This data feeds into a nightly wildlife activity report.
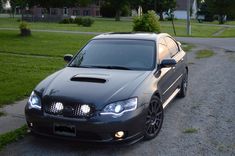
[92,32,170,41]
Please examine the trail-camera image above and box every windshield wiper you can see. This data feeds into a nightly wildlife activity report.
[70,65,132,70]
[94,66,132,70]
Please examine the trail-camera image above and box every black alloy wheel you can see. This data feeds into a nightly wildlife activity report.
[144,96,163,140]
[178,72,188,98]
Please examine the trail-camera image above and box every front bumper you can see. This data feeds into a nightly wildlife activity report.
[25,104,147,144]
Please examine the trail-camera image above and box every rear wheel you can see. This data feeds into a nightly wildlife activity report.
[144,96,163,140]
[178,72,188,98]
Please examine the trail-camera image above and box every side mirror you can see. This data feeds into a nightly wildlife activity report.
[177,41,182,46]
[160,58,177,68]
[64,54,73,63]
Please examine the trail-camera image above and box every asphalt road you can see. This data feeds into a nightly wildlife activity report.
[1,43,235,156]
[177,37,235,52]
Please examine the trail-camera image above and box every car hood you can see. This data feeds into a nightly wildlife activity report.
[38,67,151,110]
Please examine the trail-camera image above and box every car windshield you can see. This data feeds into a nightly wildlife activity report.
[69,39,156,70]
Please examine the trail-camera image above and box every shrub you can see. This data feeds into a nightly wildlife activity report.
[60,17,94,27]
[19,21,29,30]
[19,21,31,36]
[80,17,94,27]
[74,17,83,25]
[133,10,161,33]
[59,18,75,24]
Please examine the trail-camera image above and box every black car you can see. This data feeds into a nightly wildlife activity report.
[25,33,188,144]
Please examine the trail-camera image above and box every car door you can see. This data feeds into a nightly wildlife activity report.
[165,36,185,91]
[157,38,176,103]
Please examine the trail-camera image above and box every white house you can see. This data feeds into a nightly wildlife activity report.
[173,0,198,19]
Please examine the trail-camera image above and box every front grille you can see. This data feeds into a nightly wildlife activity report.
[44,102,94,118]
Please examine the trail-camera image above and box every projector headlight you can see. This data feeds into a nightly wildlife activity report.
[28,91,41,110]
[100,97,137,117]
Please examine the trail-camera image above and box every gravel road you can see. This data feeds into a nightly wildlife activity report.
[1,45,235,156]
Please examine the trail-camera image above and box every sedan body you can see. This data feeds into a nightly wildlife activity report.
[25,33,188,144]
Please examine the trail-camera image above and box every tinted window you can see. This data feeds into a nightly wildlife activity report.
[165,37,179,57]
[158,39,171,62]
[70,39,156,70]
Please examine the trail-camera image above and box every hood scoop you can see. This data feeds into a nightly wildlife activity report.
[71,75,107,83]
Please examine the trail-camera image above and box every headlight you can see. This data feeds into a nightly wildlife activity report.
[100,97,137,117]
[28,91,41,110]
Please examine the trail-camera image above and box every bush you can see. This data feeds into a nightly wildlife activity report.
[133,10,161,33]
[81,17,94,27]
[59,18,75,24]
[19,21,31,36]
[60,17,94,27]
[19,21,29,30]
[74,17,83,25]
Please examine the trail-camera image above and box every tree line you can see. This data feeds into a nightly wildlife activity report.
[2,0,235,23]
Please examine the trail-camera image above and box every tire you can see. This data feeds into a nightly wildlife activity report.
[178,72,188,98]
[144,96,164,140]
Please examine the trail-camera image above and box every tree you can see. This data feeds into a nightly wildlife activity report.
[130,0,176,21]
[8,0,27,18]
[104,0,128,21]
[0,0,3,12]
[205,0,235,24]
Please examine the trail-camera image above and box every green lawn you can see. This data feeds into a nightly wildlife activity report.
[0,30,93,57]
[0,125,27,151]
[0,18,234,37]
[0,53,64,106]
[219,28,235,37]
[0,30,93,106]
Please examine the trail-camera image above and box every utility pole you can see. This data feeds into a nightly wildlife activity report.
[187,0,191,36]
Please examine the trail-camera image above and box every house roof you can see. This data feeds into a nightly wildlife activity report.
[176,0,195,10]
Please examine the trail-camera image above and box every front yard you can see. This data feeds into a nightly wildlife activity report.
[0,18,235,37]
[0,30,93,106]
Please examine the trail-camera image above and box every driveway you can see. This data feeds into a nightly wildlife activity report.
[177,37,235,51]
[1,42,235,156]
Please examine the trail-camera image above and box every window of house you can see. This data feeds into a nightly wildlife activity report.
[73,10,80,16]
[165,37,179,57]
[63,7,68,15]
[50,9,58,15]
[96,10,100,16]
[83,10,90,16]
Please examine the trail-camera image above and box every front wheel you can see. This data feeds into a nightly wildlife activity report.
[178,72,188,98]
[144,96,164,140]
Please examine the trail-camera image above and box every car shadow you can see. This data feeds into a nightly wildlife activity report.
[25,133,143,154]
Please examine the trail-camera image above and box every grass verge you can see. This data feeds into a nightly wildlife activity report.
[183,128,198,133]
[181,43,195,52]
[0,125,28,151]
[0,111,5,117]
[196,49,214,59]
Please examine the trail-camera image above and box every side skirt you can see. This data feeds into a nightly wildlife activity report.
[163,88,180,109]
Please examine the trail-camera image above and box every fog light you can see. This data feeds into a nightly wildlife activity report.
[115,131,124,139]
[80,104,91,114]
[55,102,64,111]
[51,102,64,114]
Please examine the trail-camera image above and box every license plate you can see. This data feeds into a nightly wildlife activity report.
[54,123,76,137]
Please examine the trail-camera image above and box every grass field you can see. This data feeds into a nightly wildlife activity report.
[0,18,234,37]
[0,30,93,106]
[0,30,93,57]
